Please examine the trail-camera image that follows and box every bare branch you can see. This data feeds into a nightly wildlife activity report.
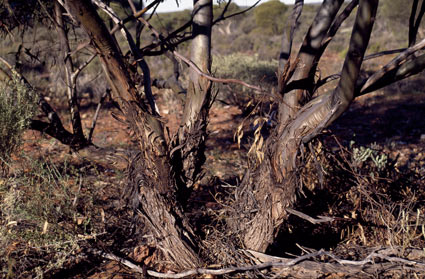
[172,52,264,92]
[55,2,86,141]
[140,0,260,58]
[320,0,359,52]
[279,0,304,76]
[92,247,425,279]
[109,0,163,35]
[358,53,425,95]
[88,89,109,142]
[364,48,407,60]
[409,0,425,46]
[71,53,97,82]
[286,208,335,224]
[135,16,265,93]
[93,0,158,115]
[212,0,261,25]
[361,37,425,92]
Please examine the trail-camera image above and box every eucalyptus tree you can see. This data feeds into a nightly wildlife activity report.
[1,0,425,271]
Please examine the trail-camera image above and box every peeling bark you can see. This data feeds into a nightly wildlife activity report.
[235,0,379,252]
[173,0,213,195]
[63,0,201,269]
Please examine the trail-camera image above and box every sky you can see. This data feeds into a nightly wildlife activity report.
[152,0,321,13]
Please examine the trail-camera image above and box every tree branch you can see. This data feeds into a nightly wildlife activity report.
[92,0,159,115]
[278,0,304,94]
[135,16,265,93]
[358,53,425,96]
[320,0,359,54]
[361,37,425,92]
[212,0,261,25]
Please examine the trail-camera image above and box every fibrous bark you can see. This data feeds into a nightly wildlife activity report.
[235,0,379,252]
[173,0,213,196]
[62,0,201,269]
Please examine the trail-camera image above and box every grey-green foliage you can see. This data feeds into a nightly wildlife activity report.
[350,141,388,171]
[213,53,278,89]
[254,0,288,35]
[0,71,38,161]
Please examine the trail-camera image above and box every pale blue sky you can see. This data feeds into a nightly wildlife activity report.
[151,0,321,13]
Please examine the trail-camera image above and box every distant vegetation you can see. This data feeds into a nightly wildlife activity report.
[254,0,288,35]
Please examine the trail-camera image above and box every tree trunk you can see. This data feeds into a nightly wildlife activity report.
[54,2,87,148]
[173,0,213,196]
[63,0,201,269]
[234,0,379,252]
[277,0,344,129]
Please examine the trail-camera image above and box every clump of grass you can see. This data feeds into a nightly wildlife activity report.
[0,156,103,278]
[0,69,38,165]
[323,139,425,250]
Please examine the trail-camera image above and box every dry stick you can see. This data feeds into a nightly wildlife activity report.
[135,17,265,93]
[286,208,335,224]
[88,89,109,143]
[172,52,264,92]
[109,0,162,35]
[91,248,425,279]
[71,53,97,83]
[55,2,86,142]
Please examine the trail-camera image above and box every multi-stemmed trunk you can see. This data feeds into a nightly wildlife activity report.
[63,0,202,269]
[173,0,213,201]
[234,0,379,252]
[60,0,425,269]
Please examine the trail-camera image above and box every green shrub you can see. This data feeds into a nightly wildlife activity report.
[212,53,277,106]
[254,0,288,35]
[213,53,278,88]
[0,70,37,163]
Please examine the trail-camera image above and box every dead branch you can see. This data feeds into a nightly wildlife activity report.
[88,89,109,142]
[92,247,425,279]
[364,48,407,60]
[172,52,264,92]
[286,208,335,224]
[320,0,359,50]
[139,0,260,57]
[109,0,163,35]
[278,0,304,94]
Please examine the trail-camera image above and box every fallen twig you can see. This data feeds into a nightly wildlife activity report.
[286,208,335,224]
[91,247,425,279]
